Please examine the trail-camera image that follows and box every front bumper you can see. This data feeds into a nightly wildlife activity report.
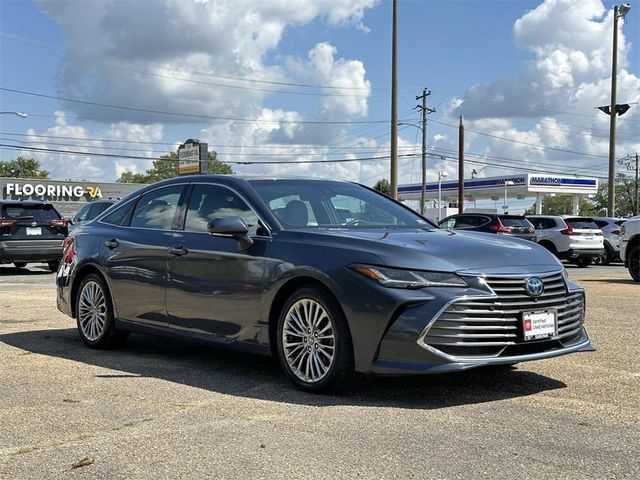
[0,240,63,263]
[366,270,595,375]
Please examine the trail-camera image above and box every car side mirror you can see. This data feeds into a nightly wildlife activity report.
[207,216,254,251]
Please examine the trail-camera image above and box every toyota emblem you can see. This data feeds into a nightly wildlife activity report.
[525,277,544,297]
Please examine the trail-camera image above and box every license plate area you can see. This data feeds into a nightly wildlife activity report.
[522,309,557,341]
[26,227,42,236]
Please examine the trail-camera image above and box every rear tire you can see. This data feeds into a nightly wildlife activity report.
[276,286,354,393]
[48,260,60,272]
[628,245,640,282]
[602,243,614,265]
[75,273,129,349]
[13,262,27,268]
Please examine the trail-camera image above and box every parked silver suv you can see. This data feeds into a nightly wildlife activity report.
[592,217,626,264]
[620,216,640,281]
[527,215,604,267]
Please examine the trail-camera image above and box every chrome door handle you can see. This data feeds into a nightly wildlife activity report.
[169,245,188,256]
[104,239,119,249]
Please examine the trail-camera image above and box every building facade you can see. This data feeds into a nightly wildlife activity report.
[0,178,145,218]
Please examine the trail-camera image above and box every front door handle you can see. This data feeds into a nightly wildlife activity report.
[169,245,188,256]
[104,239,119,249]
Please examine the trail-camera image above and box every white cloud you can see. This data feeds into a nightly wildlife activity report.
[20,112,164,181]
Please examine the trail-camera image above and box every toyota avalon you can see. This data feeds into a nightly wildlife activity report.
[56,176,594,392]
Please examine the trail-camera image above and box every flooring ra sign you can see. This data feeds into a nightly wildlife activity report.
[3,183,103,200]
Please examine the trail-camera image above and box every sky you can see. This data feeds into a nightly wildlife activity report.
[0,0,639,213]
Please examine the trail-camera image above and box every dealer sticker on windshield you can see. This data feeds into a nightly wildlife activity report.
[522,310,557,341]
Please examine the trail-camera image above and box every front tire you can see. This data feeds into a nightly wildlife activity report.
[75,273,129,348]
[628,245,640,282]
[276,287,354,393]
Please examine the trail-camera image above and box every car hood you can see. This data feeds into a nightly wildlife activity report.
[288,228,562,274]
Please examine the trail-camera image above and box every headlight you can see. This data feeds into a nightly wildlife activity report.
[351,265,468,289]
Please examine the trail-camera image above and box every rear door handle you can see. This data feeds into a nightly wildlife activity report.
[104,239,119,249]
[169,245,188,256]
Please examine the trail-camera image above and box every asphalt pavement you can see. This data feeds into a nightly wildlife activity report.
[0,263,638,479]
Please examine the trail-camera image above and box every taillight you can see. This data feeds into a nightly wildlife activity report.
[611,229,621,236]
[560,226,574,235]
[489,218,512,233]
[0,217,16,227]
[62,236,76,264]
[51,218,70,227]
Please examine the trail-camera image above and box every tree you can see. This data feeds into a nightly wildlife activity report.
[524,195,596,216]
[373,178,391,196]
[117,151,233,183]
[589,174,638,217]
[0,157,49,179]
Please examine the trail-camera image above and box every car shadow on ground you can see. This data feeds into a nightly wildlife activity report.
[0,265,53,276]
[0,328,567,410]
[578,278,636,285]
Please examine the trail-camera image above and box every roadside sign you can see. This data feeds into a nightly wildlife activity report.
[178,139,208,175]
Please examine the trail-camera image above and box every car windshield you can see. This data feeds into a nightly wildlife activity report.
[249,180,435,229]
[499,216,532,227]
[2,204,60,222]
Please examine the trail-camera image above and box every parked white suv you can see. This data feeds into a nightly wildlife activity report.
[527,215,604,267]
[592,217,626,264]
[620,216,640,281]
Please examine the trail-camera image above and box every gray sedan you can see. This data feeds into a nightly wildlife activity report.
[56,176,594,393]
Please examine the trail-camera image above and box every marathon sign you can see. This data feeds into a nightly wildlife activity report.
[3,182,103,200]
[526,174,598,194]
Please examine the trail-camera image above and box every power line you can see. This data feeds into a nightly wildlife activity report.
[0,143,418,165]
[0,32,382,93]
[0,87,389,125]
[428,118,610,159]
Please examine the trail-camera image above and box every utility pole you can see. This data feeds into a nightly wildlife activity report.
[620,153,639,215]
[458,116,464,213]
[415,89,435,215]
[390,0,398,199]
[607,3,632,216]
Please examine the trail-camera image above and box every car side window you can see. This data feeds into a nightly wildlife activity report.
[130,186,184,230]
[184,184,259,235]
[440,217,456,229]
[73,204,92,223]
[454,216,476,228]
[101,201,133,226]
[86,203,105,221]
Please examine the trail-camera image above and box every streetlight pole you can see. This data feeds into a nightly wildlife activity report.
[390,0,398,199]
[607,3,631,217]
[0,112,28,118]
[504,180,514,214]
[438,171,448,221]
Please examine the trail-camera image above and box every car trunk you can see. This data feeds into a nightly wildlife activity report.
[1,204,67,240]
[564,218,603,249]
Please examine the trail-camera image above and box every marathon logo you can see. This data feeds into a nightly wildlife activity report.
[530,176,563,185]
[4,183,102,200]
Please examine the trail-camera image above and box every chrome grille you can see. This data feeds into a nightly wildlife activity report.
[422,273,585,358]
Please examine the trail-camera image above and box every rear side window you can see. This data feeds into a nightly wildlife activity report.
[529,217,556,229]
[130,186,184,230]
[499,216,532,228]
[2,204,60,222]
[101,201,133,226]
[73,204,92,223]
[566,218,598,229]
[594,220,608,228]
[615,220,625,226]
[454,215,486,228]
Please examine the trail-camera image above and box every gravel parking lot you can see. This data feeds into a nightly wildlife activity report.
[1,263,638,479]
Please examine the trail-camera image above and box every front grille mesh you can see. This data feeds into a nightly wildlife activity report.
[423,273,585,358]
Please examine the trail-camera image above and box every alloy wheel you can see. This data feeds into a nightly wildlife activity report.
[282,298,336,383]
[78,281,107,341]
